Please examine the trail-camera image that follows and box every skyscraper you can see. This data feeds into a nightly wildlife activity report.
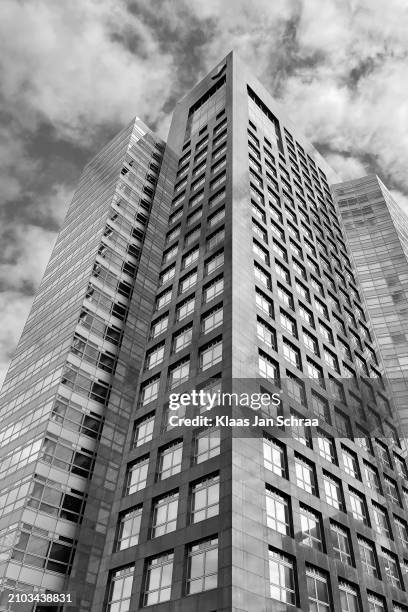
[1,51,408,612]
[333,175,408,438]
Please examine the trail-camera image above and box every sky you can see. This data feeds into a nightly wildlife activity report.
[1,0,408,386]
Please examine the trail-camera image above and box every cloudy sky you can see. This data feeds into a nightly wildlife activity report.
[1,0,408,386]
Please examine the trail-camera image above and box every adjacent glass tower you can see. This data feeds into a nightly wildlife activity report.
[2,52,408,612]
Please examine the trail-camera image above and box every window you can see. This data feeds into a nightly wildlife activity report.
[150,315,168,339]
[306,567,331,612]
[107,566,134,612]
[168,358,190,389]
[263,436,286,477]
[375,440,392,469]
[253,239,269,264]
[339,581,360,612]
[126,456,149,495]
[172,325,193,353]
[358,537,379,578]
[204,276,224,302]
[160,265,176,286]
[140,377,160,406]
[311,392,330,422]
[349,488,368,525]
[186,537,218,594]
[116,508,142,551]
[286,373,306,406]
[265,488,291,535]
[254,262,271,289]
[303,329,319,355]
[280,310,297,337]
[323,472,343,510]
[179,270,197,294]
[335,409,351,437]
[194,428,220,464]
[295,455,317,495]
[176,296,195,321]
[283,339,301,369]
[259,350,279,380]
[306,358,324,388]
[299,303,314,327]
[253,219,268,242]
[394,454,408,479]
[372,503,391,539]
[383,549,402,589]
[151,492,179,537]
[158,442,183,480]
[395,516,408,548]
[206,250,224,274]
[208,207,225,227]
[291,408,312,447]
[317,434,336,464]
[200,338,222,370]
[145,344,165,370]
[342,447,360,479]
[256,288,274,317]
[331,521,353,565]
[202,305,223,334]
[368,593,386,612]
[268,549,296,605]
[156,289,172,310]
[363,462,381,494]
[143,553,173,605]
[324,348,339,373]
[257,318,277,349]
[384,476,401,506]
[277,283,294,309]
[191,475,220,523]
[133,414,154,448]
[300,506,324,551]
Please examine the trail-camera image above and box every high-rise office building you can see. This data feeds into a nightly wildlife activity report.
[333,175,408,437]
[1,52,408,612]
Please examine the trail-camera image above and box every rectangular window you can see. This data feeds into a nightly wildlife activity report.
[382,549,402,589]
[186,537,218,594]
[372,503,391,539]
[349,488,368,525]
[172,325,193,353]
[202,305,223,334]
[317,435,336,463]
[116,508,142,551]
[126,456,149,495]
[306,567,331,612]
[266,488,291,535]
[151,492,179,537]
[268,549,296,605]
[277,283,294,309]
[143,553,173,605]
[323,472,343,510]
[203,276,224,303]
[206,250,224,274]
[194,428,220,464]
[339,581,360,612]
[156,289,172,310]
[140,377,160,406]
[256,288,274,317]
[176,296,195,321]
[133,414,154,448]
[259,350,279,380]
[358,537,378,578]
[263,436,286,477]
[331,521,353,565]
[191,475,220,523]
[280,310,297,337]
[107,566,134,612]
[200,338,222,371]
[253,239,269,264]
[384,476,401,506]
[283,339,302,369]
[300,506,324,551]
[295,455,317,495]
[145,344,165,370]
[342,447,360,479]
[311,392,330,422]
[158,442,183,480]
[168,358,190,389]
[254,262,271,289]
[150,315,168,339]
[257,318,277,350]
